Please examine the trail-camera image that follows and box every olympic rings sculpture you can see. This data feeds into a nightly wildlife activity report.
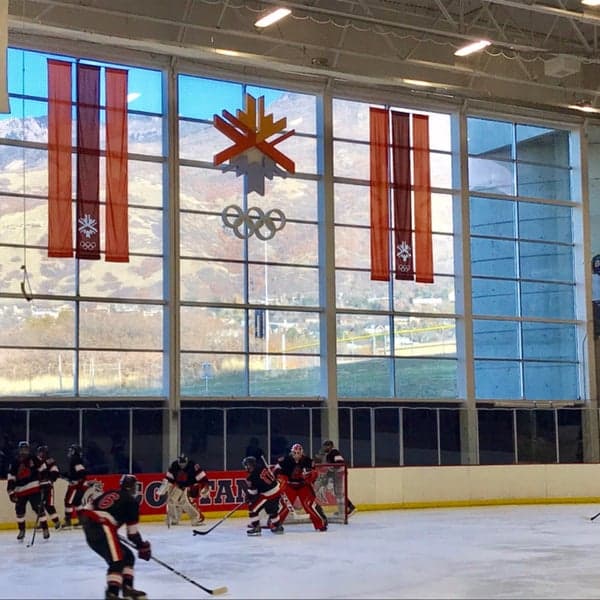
[221,204,286,241]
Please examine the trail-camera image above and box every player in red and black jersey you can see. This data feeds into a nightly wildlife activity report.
[243,455,284,536]
[274,443,328,531]
[6,440,50,541]
[79,474,151,600]
[37,444,62,530]
[321,440,356,518]
[63,443,88,528]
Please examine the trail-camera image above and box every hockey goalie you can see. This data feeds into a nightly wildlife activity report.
[159,454,210,527]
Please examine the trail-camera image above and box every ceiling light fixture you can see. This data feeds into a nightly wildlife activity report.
[582,0,600,7]
[254,8,292,28]
[454,40,491,57]
[568,100,600,113]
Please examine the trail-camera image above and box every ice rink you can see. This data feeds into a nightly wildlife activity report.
[2,503,600,599]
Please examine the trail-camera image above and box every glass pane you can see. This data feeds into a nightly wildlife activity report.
[516,124,569,167]
[181,408,225,471]
[0,146,48,195]
[520,241,573,281]
[226,408,268,470]
[523,362,578,401]
[180,119,229,162]
[78,350,163,396]
[335,269,391,311]
[471,238,516,278]
[521,281,574,319]
[30,409,80,473]
[473,319,519,359]
[180,352,246,397]
[334,140,369,179]
[247,222,317,265]
[248,264,319,307]
[478,408,515,464]
[474,360,522,400]
[403,408,437,466]
[178,76,242,120]
[0,409,27,476]
[336,313,390,356]
[79,302,163,350]
[393,274,456,313]
[249,309,320,355]
[335,183,369,225]
[394,319,456,358]
[130,160,164,208]
[180,259,244,303]
[270,408,310,459]
[128,114,163,155]
[337,357,391,397]
[470,196,515,238]
[82,409,130,474]
[335,226,371,269]
[180,307,244,352]
[257,178,318,222]
[132,409,164,472]
[395,358,458,399]
[0,349,75,396]
[519,202,572,243]
[468,117,513,159]
[468,157,514,195]
[352,408,372,467]
[180,166,242,212]
[557,409,583,463]
[522,322,576,360]
[472,278,518,316]
[374,408,399,466]
[332,98,373,141]
[249,354,320,396]
[516,409,556,463]
[517,163,572,201]
[180,211,244,260]
[440,409,461,465]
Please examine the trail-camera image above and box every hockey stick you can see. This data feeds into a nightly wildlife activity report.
[192,501,245,536]
[26,501,46,548]
[590,511,600,521]
[118,535,227,596]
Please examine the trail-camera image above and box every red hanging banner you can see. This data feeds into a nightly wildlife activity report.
[413,114,433,284]
[369,107,390,281]
[105,68,129,262]
[391,111,413,281]
[47,60,73,258]
[75,64,101,260]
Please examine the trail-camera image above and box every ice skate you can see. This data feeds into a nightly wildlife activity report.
[42,527,50,540]
[122,584,148,599]
[104,590,120,600]
[16,528,25,541]
[270,523,284,534]
[247,523,262,536]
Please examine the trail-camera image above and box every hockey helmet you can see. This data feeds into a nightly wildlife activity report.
[68,444,82,457]
[37,444,49,459]
[291,443,304,457]
[177,453,188,466]
[119,474,139,498]
[242,456,257,471]
[18,441,30,457]
[322,440,334,450]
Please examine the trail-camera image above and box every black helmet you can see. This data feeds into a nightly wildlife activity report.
[177,453,188,466]
[242,456,257,471]
[119,474,139,497]
[37,445,49,458]
[68,444,82,457]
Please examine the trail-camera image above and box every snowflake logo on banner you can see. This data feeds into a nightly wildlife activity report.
[213,93,295,195]
[396,241,412,272]
[78,214,98,239]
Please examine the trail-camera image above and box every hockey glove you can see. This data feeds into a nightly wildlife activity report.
[303,469,318,484]
[199,484,211,498]
[137,541,151,561]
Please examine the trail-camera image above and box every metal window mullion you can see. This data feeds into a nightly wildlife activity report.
[436,407,442,465]
[399,407,404,466]
[370,407,375,467]
[554,407,560,463]
[513,408,519,463]
[349,407,354,468]
[267,407,271,464]
[223,408,228,470]
[129,408,133,473]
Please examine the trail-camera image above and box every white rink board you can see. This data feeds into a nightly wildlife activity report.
[3,505,600,599]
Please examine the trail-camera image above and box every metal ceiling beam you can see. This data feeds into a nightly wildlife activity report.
[484,0,600,27]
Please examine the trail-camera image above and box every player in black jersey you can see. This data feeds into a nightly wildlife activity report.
[37,445,62,530]
[242,455,284,536]
[63,443,88,528]
[321,440,356,517]
[79,474,151,600]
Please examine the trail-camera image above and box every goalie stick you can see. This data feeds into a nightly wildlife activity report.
[192,501,245,536]
[118,535,227,596]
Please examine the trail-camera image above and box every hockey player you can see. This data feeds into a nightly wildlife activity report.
[242,455,284,536]
[274,443,328,532]
[37,444,62,530]
[63,443,88,528]
[321,440,356,517]
[6,441,50,541]
[162,454,210,526]
[79,474,151,600]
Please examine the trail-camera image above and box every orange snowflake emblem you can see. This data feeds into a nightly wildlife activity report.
[213,93,295,195]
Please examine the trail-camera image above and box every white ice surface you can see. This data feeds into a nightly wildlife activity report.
[2,504,600,599]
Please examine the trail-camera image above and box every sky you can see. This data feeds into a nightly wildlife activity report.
[3,503,600,599]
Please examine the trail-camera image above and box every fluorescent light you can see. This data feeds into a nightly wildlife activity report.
[568,102,600,113]
[214,48,241,57]
[254,8,291,28]
[402,78,436,87]
[454,40,491,57]
[582,0,600,6]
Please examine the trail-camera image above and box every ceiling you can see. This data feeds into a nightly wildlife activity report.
[8,0,600,116]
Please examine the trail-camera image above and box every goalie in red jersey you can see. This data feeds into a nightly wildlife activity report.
[274,443,328,532]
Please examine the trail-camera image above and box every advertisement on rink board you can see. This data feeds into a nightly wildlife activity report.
[92,471,248,515]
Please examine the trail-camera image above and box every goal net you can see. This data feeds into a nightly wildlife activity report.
[283,462,349,525]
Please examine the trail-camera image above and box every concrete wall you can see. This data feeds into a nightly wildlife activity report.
[3,465,600,528]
